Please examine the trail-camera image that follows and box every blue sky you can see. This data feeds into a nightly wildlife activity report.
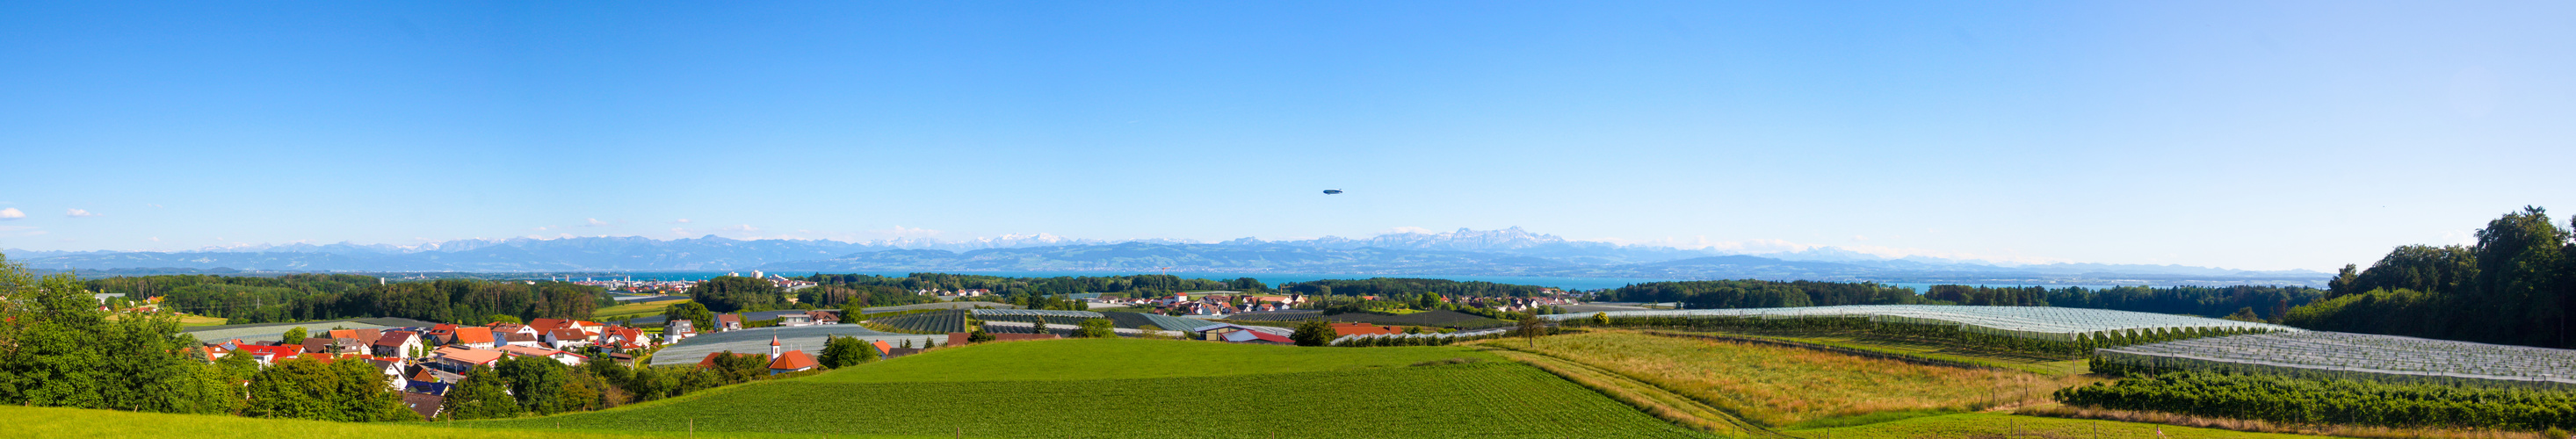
[2,1,2570,270]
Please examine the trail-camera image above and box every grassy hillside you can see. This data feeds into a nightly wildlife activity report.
[0,406,931,439]
[808,337,1500,383]
[467,338,1704,438]
[1480,330,2092,428]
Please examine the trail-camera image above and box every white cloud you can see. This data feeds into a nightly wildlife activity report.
[674,219,692,224]
[583,218,610,227]
[148,237,161,241]
[1379,227,1436,234]
[64,208,98,218]
[0,226,44,238]
[0,208,21,220]
[147,204,163,208]
[723,224,758,232]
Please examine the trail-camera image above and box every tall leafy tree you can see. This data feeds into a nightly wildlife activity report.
[495,356,568,414]
[441,365,524,420]
[662,302,716,329]
[815,335,878,368]
[1290,319,1335,347]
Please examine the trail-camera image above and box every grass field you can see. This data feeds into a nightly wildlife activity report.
[0,406,937,438]
[1776,413,2337,439]
[808,337,1501,383]
[593,299,686,321]
[467,338,1707,438]
[1480,330,2094,428]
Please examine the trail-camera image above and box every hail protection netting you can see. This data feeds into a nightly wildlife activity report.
[1545,305,2297,342]
[2099,332,2576,388]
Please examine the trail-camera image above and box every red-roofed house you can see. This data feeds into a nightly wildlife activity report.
[231,344,305,365]
[714,313,744,332]
[373,331,423,358]
[326,328,383,344]
[451,327,496,349]
[489,323,538,339]
[545,328,593,349]
[431,346,505,371]
[768,350,817,374]
[526,318,573,333]
[601,326,651,349]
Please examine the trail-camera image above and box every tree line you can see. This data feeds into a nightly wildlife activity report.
[2288,206,2574,349]
[86,273,611,325]
[796,272,1244,298]
[1597,279,1932,308]
[1921,284,2323,321]
[1276,277,1549,299]
[1596,278,2326,321]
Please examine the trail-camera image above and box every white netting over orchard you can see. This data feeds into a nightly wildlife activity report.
[2099,332,2576,386]
[1545,305,2297,342]
[969,309,1104,319]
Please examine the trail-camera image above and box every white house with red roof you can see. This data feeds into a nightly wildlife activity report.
[766,335,817,374]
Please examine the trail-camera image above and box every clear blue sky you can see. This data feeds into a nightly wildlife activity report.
[3,1,2571,271]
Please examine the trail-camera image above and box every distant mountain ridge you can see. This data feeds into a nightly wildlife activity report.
[1,227,2326,285]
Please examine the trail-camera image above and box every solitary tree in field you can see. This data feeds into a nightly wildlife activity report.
[1516,314,1547,347]
[1591,312,1610,326]
[280,327,308,345]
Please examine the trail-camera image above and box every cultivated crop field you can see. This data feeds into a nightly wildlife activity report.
[468,340,1706,438]
[2098,331,2576,387]
[811,338,1501,382]
[1774,413,2328,439]
[864,309,971,334]
[0,406,920,439]
[1480,330,2092,427]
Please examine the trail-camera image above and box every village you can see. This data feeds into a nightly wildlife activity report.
[177,280,1585,421]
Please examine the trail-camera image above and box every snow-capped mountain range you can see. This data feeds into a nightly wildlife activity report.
[2,227,2326,284]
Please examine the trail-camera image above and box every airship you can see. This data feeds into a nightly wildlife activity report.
[1321,189,1344,195]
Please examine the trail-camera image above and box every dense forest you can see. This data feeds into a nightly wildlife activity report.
[2287,206,2574,349]
[87,274,609,325]
[1274,277,1550,298]
[1923,284,2324,320]
[1597,279,1932,308]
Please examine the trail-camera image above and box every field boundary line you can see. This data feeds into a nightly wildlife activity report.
[1475,344,1784,438]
